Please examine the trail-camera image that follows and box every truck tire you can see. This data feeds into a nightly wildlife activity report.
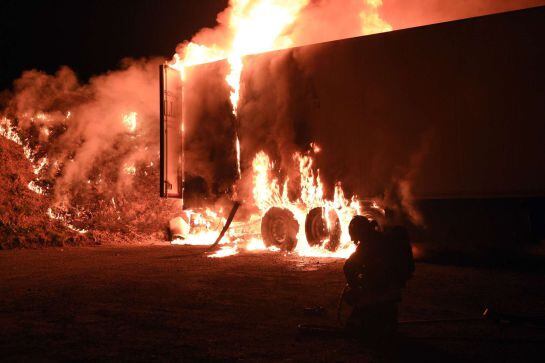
[305,207,341,251]
[261,208,299,251]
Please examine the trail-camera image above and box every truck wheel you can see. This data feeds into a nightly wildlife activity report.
[261,207,299,251]
[305,207,341,251]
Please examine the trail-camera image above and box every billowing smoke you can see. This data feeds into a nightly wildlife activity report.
[384,130,435,227]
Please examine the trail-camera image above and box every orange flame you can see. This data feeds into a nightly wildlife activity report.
[1,117,49,194]
[224,0,309,115]
[361,0,392,35]
[250,150,362,258]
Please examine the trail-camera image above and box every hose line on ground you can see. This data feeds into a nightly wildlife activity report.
[204,200,241,253]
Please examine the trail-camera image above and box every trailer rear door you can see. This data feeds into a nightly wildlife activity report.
[160,64,184,199]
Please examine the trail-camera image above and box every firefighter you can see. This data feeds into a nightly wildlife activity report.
[343,215,415,341]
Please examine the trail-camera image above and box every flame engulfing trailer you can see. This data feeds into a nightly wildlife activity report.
[161,7,545,252]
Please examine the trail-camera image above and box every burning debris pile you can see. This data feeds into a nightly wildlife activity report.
[0,134,83,249]
[0,61,180,248]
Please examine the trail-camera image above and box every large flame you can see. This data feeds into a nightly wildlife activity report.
[361,0,392,35]
[225,0,309,115]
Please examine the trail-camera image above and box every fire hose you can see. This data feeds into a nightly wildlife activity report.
[175,201,241,257]
[204,200,241,253]
[201,112,243,253]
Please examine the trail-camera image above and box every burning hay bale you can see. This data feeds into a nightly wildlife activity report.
[0,61,181,248]
[0,137,88,249]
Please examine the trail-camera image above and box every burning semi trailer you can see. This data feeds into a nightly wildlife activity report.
[161,56,375,257]
[161,6,545,258]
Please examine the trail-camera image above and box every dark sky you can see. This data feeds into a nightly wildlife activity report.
[0,0,228,90]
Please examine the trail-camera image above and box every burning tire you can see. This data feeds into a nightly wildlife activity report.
[305,207,341,251]
[261,207,299,251]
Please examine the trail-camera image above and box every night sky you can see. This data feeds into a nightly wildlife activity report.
[0,0,228,90]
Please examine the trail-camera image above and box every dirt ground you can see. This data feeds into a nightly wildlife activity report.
[1,245,545,362]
